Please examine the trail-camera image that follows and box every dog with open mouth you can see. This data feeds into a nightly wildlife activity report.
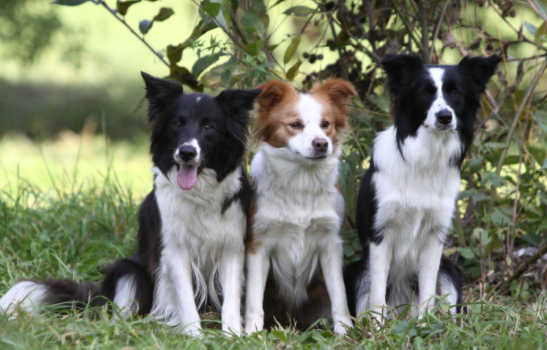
[0,73,261,336]
[244,79,357,334]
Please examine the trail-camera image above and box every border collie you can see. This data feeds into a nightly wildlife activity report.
[344,54,500,321]
[244,79,357,334]
[0,73,261,336]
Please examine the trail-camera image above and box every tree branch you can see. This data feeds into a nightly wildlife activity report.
[98,1,170,68]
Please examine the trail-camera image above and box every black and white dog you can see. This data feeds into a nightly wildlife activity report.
[0,73,261,336]
[344,54,500,320]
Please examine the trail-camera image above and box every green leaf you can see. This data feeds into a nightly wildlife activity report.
[532,110,547,135]
[192,52,226,78]
[139,20,153,34]
[528,143,547,165]
[202,0,221,17]
[153,7,174,22]
[242,11,265,35]
[283,5,315,16]
[117,0,140,16]
[285,59,302,81]
[491,208,511,227]
[267,43,280,52]
[467,156,484,173]
[482,171,506,188]
[458,247,475,259]
[535,22,546,41]
[245,39,266,56]
[524,21,538,35]
[52,0,91,5]
[269,0,286,9]
[170,65,203,92]
[283,35,301,64]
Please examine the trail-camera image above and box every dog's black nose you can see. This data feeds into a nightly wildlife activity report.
[436,110,453,125]
[178,145,197,161]
[312,138,329,152]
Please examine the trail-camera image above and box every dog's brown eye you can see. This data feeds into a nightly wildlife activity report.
[204,124,213,131]
[321,121,330,128]
[174,122,183,128]
[290,122,303,129]
[422,91,429,97]
[451,90,460,97]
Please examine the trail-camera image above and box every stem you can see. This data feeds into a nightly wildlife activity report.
[429,0,450,62]
[98,1,170,68]
[507,245,547,284]
[390,0,424,51]
[419,0,430,63]
[495,59,547,175]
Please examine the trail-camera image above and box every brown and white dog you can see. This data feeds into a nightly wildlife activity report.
[244,79,356,334]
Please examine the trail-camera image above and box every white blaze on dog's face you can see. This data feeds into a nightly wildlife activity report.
[253,79,356,161]
[424,68,457,131]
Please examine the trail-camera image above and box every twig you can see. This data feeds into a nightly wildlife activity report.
[507,245,547,284]
[495,58,547,175]
[390,0,424,51]
[509,114,530,258]
[429,0,450,62]
[419,0,430,63]
[98,1,169,68]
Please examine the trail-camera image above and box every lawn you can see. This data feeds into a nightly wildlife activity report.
[0,135,546,349]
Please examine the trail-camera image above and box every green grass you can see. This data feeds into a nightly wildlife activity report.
[1,136,547,349]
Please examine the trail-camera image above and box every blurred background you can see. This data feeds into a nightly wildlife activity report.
[1,0,547,299]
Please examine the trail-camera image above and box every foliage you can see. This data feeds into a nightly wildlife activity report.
[51,0,547,298]
[0,0,82,64]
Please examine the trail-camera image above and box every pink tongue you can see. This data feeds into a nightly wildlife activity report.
[177,164,198,190]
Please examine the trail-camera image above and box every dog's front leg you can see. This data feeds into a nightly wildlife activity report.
[244,245,270,334]
[369,238,392,324]
[418,234,443,316]
[219,249,244,335]
[320,238,353,335]
[164,244,202,336]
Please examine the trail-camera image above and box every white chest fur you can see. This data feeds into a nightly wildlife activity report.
[152,166,246,312]
[250,143,344,306]
[373,126,461,273]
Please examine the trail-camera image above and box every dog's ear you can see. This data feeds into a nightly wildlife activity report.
[215,88,262,124]
[313,79,356,110]
[458,55,501,92]
[213,88,261,182]
[381,54,423,96]
[256,80,294,109]
[141,72,183,121]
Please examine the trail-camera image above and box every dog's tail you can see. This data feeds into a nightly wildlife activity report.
[0,257,154,317]
[0,279,102,316]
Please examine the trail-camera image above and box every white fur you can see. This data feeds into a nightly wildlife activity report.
[425,68,456,130]
[151,164,246,335]
[360,124,461,319]
[288,95,333,159]
[175,139,201,164]
[0,281,48,317]
[245,95,352,334]
[113,276,137,318]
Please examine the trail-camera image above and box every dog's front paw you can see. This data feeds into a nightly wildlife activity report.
[222,314,242,336]
[244,312,264,334]
[183,322,203,338]
[333,315,353,335]
[371,307,386,329]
